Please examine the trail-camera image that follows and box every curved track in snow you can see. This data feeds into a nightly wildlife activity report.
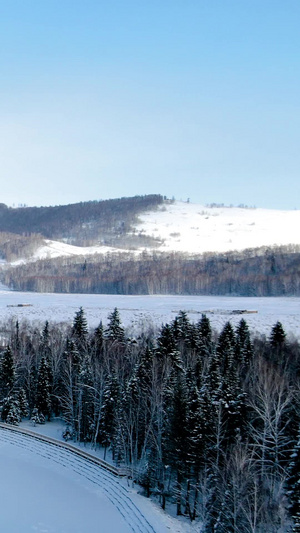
[0,425,156,533]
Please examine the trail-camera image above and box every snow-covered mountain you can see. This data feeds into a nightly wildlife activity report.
[16,201,300,263]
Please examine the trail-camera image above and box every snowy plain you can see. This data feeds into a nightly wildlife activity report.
[0,286,299,340]
[0,423,192,533]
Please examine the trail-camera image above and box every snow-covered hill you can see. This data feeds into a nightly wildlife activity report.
[13,201,300,263]
[136,202,300,254]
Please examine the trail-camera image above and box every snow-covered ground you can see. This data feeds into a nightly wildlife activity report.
[6,201,300,263]
[136,201,300,254]
[11,240,122,265]
[0,287,299,340]
[0,424,191,533]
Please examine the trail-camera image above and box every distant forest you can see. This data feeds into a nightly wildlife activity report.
[2,244,300,296]
[1,308,300,530]
[0,194,164,246]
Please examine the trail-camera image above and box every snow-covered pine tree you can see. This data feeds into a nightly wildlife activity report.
[36,355,52,420]
[156,323,183,371]
[100,374,121,459]
[41,321,50,351]
[270,321,286,348]
[77,354,94,442]
[72,307,89,351]
[235,318,253,368]
[166,372,188,516]
[217,321,236,373]
[286,429,300,531]
[30,407,40,426]
[105,308,125,343]
[90,321,104,363]
[18,388,29,418]
[0,345,15,399]
[197,313,212,348]
[6,396,21,426]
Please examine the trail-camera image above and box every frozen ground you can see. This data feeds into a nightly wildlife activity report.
[136,201,300,254]
[0,287,299,339]
[0,424,192,533]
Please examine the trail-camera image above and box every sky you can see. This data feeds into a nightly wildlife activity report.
[0,0,299,209]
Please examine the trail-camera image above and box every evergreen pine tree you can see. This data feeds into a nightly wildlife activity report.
[6,396,21,426]
[165,372,188,515]
[0,345,15,399]
[72,307,88,350]
[18,388,29,418]
[217,321,236,374]
[11,320,21,356]
[105,308,125,342]
[41,321,50,349]
[157,323,183,370]
[286,429,300,531]
[36,355,52,419]
[100,374,121,459]
[270,321,286,348]
[235,318,253,367]
[198,314,212,348]
[90,321,104,363]
[172,311,192,341]
[30,407,40,426]
[78,355,94,441]
[156,323,177,357]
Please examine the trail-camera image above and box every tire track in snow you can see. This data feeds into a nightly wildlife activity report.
[0,427,156,533]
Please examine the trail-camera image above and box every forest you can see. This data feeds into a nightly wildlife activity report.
[2,244,300,296]
[0,194,164,246]
[0,308,299,531]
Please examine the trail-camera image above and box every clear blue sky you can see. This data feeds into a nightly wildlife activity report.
[0,0,299,209]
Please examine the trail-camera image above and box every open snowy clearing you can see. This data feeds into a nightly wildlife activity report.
[0,287,299,339]
[0,425,192,533]
[136,201,300,253]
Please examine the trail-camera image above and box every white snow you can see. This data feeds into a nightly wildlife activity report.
[11,239,122,265]
[136,201,300,254]
[0,288,299,340]
[0,424,192,533]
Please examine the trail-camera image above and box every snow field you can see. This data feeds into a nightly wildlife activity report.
[136,201,300,253]
[0,290,299,339]
[0,426,187,533]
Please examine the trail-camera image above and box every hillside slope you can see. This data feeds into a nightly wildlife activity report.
[2,200,300,261]
[135,202,300,253]
[0,194,164,248]
[1,197,300,296]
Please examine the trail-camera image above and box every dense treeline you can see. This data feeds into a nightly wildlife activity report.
[0,194,164,246]
[2,244,300,296]
[0,309,300,530]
